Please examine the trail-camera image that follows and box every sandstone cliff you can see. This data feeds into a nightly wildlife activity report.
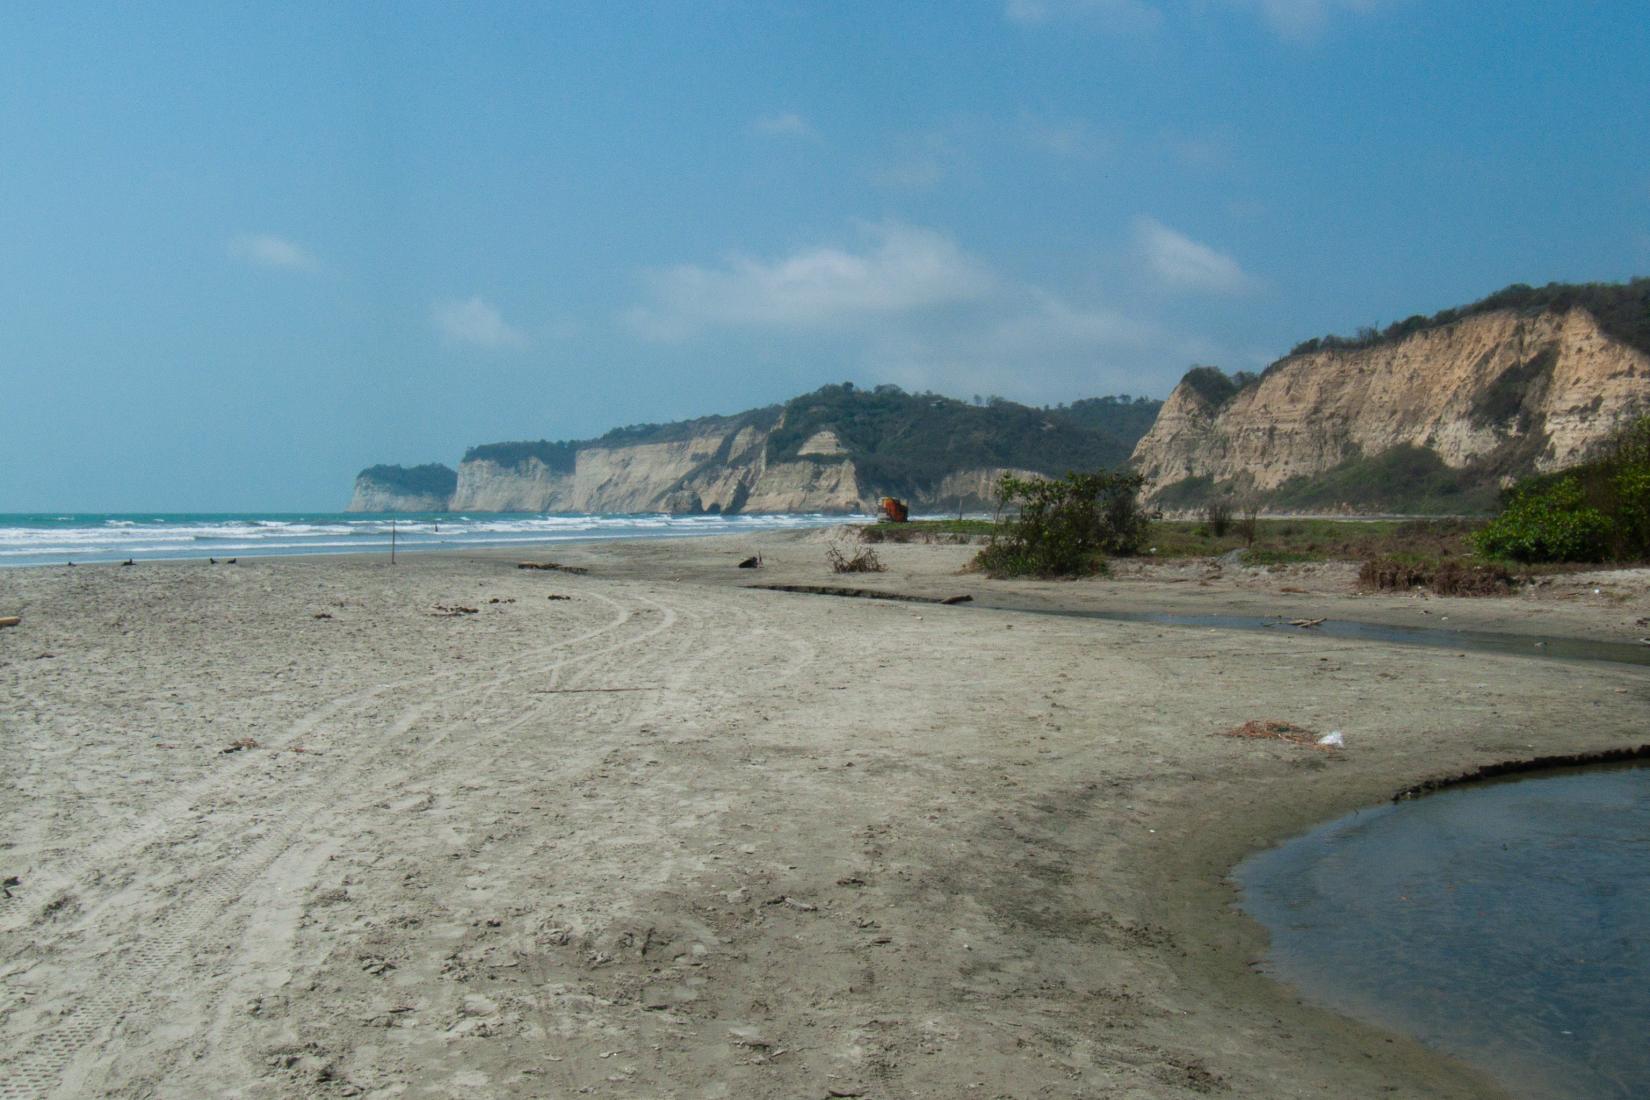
[354,386,1157,514]
[449,420,867,514]
[1133,305,1650,508]
[347,465,457,513]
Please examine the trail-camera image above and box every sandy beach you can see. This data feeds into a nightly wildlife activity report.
[2,531,1647,1099]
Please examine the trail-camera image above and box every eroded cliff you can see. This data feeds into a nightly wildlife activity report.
[355,386,1156,514]
[1133,305,1650,508]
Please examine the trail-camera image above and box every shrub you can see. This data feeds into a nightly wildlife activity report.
[1473,478,1613,563]
[973,470,1148,577]
[1203,498,1233,537]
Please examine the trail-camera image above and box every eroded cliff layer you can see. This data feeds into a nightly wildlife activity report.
[1133,305,1650,507]
[348,465,458,513]
[354,386,1157,513]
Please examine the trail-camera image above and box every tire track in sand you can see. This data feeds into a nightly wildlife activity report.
[0,594,637,934]
[0,590,680,1100]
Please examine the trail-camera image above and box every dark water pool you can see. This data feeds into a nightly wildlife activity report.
[993,606,1650,668]
[1237,766,1650,1099]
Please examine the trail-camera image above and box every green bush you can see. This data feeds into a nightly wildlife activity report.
[1474,416,1650,563]
[974,470,1148,577]
[1473,478,1613,562]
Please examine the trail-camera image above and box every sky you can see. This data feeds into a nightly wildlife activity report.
[2,1,1648,511]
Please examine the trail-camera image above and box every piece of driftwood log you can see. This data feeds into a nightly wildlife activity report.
[0,616,20,629]
[518,561,589,574]
[1287,617,1326,628]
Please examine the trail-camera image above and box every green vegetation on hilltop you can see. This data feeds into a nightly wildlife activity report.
[1177,365,1259,408]
[357,463,457,497]
[461,439,581,473]
[767,383,1159,493]
[1049,394,1162,441]
[1288,278,1650,359]
[461,408,784,472]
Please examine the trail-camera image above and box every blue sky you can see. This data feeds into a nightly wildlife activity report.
[3,1,1647,510]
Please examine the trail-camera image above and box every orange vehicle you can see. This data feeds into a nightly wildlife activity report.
[879,497,909,523]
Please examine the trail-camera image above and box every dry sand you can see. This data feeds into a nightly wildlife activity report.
[1,531,1647,1099]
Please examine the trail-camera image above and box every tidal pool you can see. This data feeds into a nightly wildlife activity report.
[1237,766,1650,1100]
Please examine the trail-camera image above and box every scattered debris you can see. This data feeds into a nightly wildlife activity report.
[1219,720,1336,749]
[2,875,19,899]
[312,612,333,620]
[0,616,20,629]
[827,543,886,574]
[518,561,588,574]
[738,555,762,569]
[1316,730,1345,747]
[433,605,480,617]
[835,875,866,887]
[487,597,516,604]
[765,895,818,912]
[221,737,261,754]
[940,594,973,605]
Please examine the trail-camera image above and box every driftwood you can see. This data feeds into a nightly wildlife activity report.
[518,561,589,575]
[0,616,19,629]
[749,584,972,606]
[1287,617,1326,628]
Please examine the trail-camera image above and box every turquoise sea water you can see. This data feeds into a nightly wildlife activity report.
[1238,767,1650,1100]
[0,512,857,568]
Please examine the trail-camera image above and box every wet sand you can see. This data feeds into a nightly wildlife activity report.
[1,530,1646,1098]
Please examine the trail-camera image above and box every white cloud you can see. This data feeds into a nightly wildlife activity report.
[1005,0,1162,32]
[432,297,528,350]
[1135,217,1258,295]
[1229,0,1383,41]
[752,112,813,137]
[229,233,317,271]
[626,222,1236,403]
[628,223,996,340]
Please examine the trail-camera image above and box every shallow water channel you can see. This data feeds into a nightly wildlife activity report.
[1237,766,1650,1100]
[995,607,1650,668]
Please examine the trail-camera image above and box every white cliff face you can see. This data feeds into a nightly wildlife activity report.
[1132,308,1650,498]
[347,481,452,513]
[448,426,871,514]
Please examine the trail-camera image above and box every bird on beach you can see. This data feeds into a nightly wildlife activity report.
[208,557,217,565]
[121,558,134,567]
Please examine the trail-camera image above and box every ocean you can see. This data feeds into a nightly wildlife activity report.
[0,512,859,568]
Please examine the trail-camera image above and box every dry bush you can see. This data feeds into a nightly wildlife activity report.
[1359,557,1514,596]
[1219,720,1328,748]
[827,543,887,573]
